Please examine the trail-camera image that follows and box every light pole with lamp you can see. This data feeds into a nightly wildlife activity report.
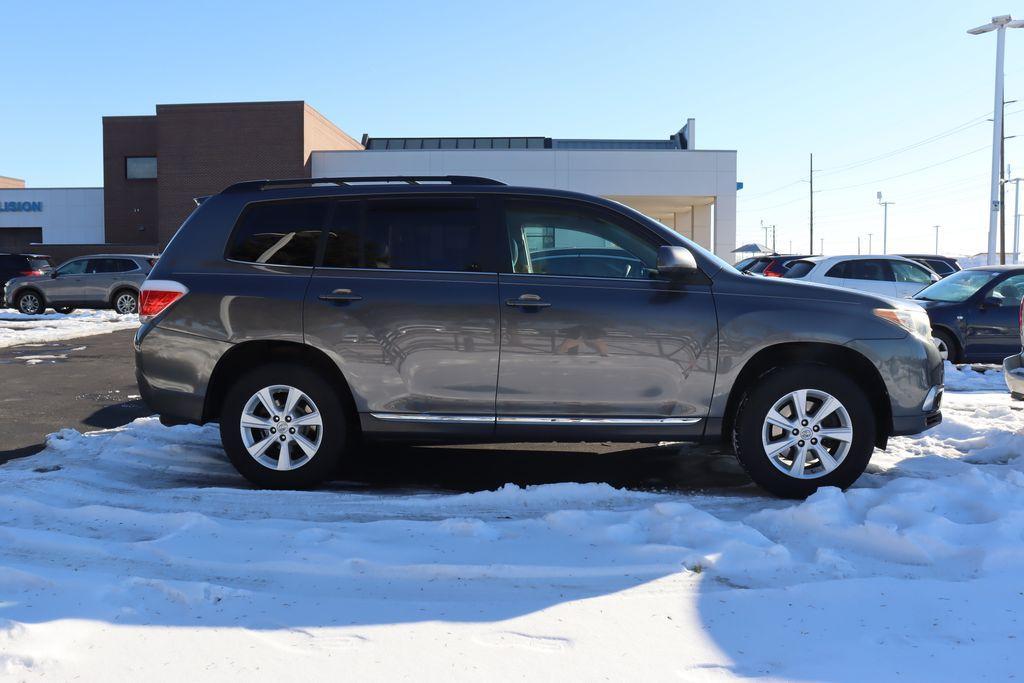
[877,192,894,254]
[968,14,1024,265]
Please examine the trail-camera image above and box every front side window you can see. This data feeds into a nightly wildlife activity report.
[845,260,892,281]
[56,259,88,276]
[226,200,328,267]
[126,156,157,180]
[989,274,1024,306]
[891,260,933,284]
[505,199,657,279]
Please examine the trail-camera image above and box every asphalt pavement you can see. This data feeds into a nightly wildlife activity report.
[0,328,752,493]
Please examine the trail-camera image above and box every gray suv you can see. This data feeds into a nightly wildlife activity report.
[5,254,154,315]
[135,176,943,498]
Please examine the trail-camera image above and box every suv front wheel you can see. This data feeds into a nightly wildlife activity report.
[732,365,876,498]
[220,363,349,488]
[15,290,43,315]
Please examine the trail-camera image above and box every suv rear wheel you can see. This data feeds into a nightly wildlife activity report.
[220,363,349,488]
[15,290,43,315]
[112,289,138,315]
[732,365,876,498]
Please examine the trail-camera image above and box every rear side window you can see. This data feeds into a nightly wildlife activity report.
[365,198,480,272]
[783,261,815,278]
[747,259,770,274]
[924,259,953,275]
[227,200,328,266]
[88,258,137,274]
[845,260,892,281]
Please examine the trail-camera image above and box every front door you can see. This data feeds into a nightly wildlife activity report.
[964,274,1024,361]
[890,259,935,298]
[304,196,500,434]
[495,197,718,439]
[46,258,89,303]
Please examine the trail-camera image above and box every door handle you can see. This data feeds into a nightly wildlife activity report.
[319,288,362,303]
[505,293,551,308]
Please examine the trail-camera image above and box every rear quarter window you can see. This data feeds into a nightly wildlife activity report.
[226,200,328,267]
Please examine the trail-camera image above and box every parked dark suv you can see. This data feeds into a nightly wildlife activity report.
[0,253,52,287]
[136,176,943,498]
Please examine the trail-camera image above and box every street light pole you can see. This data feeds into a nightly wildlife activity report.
[934,225,941,255]
[1008,174,1023,263]
[868,233,873,253]
[877,191,894,254]
[968,14,1024,265]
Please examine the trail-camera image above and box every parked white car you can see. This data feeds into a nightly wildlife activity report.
[782,255,939,298]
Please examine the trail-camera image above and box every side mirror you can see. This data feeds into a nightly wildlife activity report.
[982,295,1001,308]
[656,246,698,278]
[50,271,59,279]
[930,273,940,283]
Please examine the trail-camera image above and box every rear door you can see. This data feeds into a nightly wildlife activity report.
[304,195,499,432]
[842,259,898,296]
[494,197,717,439]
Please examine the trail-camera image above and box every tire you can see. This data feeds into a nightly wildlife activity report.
[219,363,350,489]
[15,290,43,315]
[931,329,958,364]
[731,364,876,499]
[112,289,138,315]
[54,306,75,315]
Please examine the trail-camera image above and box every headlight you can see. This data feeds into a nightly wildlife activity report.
[874,307,932,339]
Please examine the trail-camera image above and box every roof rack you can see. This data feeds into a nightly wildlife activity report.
[222,175,506,194]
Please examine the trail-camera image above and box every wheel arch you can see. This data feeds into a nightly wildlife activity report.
[202,340,359,429]
[13,286,46,308]
[929,324,961,360]
[721,342,892,449]
[109,286,140,307]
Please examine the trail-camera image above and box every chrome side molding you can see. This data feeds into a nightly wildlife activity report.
[369,413,701,426]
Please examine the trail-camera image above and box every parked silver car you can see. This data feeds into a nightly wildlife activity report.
[4,254,156,315]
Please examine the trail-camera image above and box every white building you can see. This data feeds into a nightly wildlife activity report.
[0,187,104,252]
[312,122,737,258]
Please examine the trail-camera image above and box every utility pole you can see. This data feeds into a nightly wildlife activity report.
[809,153,815,254]
[857,236,861,255]
[877,191,894,254]
[868,233,873,253]
[820,237,824,255]
[760,220,777,253]
[968,15,1024,265]
[934,225,941,254]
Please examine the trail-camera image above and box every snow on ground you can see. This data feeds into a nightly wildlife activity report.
[0,310,138,348]
[1,366,1023,680]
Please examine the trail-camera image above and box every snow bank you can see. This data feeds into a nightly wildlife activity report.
[2,385,1024,678]
[942,360,1006,392]
[0,310,137,348]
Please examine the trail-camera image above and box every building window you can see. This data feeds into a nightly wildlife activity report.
[125,156,157,180]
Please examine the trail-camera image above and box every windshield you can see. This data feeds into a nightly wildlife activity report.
[915,269,998,302]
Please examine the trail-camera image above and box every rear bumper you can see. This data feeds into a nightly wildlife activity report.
[1004,352,1024,400]
[134,324,229,425]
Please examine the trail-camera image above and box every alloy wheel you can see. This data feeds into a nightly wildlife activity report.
[115,293,137,315]
[239,385,324,471]
[761,388,853,479]
[19,293,40,315]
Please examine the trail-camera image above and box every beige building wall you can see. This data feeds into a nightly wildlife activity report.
[0,176,26,189]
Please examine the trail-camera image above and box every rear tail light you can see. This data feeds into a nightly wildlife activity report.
[139,279,188,323]
[19,269,44,277]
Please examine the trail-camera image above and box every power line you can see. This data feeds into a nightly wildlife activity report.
[815,145,990,193]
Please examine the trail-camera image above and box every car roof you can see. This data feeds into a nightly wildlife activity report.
[801,254,919,265]
[964,264,1024,272]
[66,253,157,259]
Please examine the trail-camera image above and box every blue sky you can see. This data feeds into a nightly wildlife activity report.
[1,0,1021,256]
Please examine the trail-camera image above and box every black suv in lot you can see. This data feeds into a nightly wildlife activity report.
[136,176,943,498]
